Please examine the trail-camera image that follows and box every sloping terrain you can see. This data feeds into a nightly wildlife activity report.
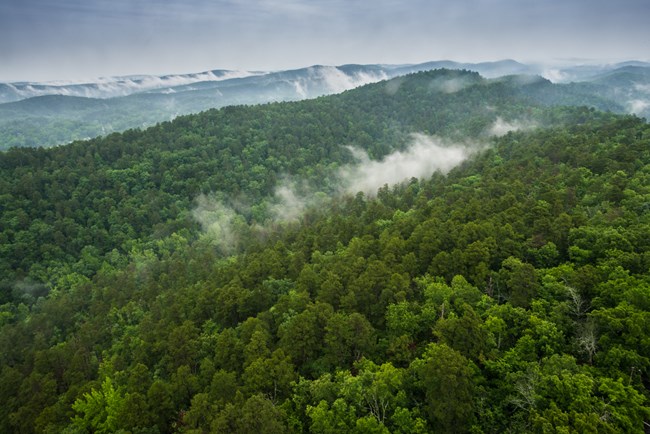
[0,70,649,433]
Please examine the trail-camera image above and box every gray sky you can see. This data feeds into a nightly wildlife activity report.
[1,0,648,82]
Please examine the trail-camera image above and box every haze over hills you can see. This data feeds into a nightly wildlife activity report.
[0,70,265,104]
[4,59,650,104]
[1,59,649,150]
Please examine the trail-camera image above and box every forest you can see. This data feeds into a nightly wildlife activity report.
[2,61,648,150]
[0,69,649,433]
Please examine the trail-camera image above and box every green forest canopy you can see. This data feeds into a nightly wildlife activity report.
[0,69,649,432]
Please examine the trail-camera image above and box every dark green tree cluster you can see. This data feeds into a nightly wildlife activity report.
[1,70,649,432]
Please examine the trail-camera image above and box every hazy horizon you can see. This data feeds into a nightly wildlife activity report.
[1,0,649,82]
[3,57,650,86]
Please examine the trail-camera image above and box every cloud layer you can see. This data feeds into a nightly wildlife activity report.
[1,70,261,101]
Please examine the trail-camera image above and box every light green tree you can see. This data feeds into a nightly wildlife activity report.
[70,377,125,433]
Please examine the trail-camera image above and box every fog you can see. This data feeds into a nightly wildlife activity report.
[339,134,471,195]
[318,67,389,94]
[1,70,262,101]
[269,180,326,222]
[191,194,245,253]
[628,99,649,115]
[286,66,389,99]
[488,117,537,137]
[265,133,470,221]
[428,76,474,94]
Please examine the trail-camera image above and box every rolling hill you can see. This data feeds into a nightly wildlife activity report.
[2,60,648,150]
[1,69,649,432]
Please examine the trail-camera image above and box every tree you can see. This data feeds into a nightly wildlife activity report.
[243,349,296,402]
[345,360,406,425]
[146,379,175,430]
[212,393,286,434]
[500,256,539,308]
[412,343,476,433]
[324,312,376,368]
[434,303,490,361]
[307,399,357,434]
[278,302,333,374]
[209,369,238,408]
[70,377,125,433]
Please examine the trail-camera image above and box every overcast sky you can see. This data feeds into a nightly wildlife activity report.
[1,0,648,82]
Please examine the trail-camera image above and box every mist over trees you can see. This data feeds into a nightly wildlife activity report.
[1,60,649,150]
[1,69,649,432]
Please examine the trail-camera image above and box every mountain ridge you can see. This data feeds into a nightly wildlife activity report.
[1,60,649,150]
[3,59,648,103]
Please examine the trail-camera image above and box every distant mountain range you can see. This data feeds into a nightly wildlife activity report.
[0,70,266,103]
[1,59,649,149]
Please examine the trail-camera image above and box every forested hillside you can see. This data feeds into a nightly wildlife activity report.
[1,70,649,433]
[0,69,557,305]
[2,60,649,150]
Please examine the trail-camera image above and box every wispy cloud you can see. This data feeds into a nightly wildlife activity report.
[628,99,649,115]
[317,66,388,93]
[428,75,474,93]
[339,133,471,195]
[541,69,570,82]
[487,117,537,137]
[268,179,328,222]
[191,194,242,253]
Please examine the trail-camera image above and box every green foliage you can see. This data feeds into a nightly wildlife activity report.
[1,70,650,433]
[413,343,476,433]
[71,377,124,433]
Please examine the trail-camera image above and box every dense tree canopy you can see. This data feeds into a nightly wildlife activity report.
[1,70,649,432]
